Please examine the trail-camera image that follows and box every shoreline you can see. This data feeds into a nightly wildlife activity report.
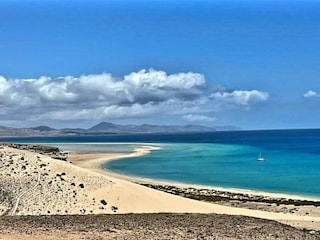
[2,143,320,232]
[69,145,320,202]
[68,146,320,231]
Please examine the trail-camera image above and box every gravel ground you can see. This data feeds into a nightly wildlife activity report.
[0,213,319,240]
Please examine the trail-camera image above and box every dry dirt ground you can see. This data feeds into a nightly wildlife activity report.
[0,213,319,240]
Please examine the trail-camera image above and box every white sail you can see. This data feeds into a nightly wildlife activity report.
[257,152,265,161]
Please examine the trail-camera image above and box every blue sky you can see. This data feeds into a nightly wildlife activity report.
[1,0,320,130]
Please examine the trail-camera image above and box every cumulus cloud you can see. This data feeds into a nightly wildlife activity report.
[210,90,269,105]
[182,114,216,122]
[0,69,269,125]
[208,90,269,110]
[304,90,319,98]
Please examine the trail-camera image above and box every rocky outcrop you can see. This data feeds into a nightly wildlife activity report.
[1,143,67,161]
[0,213,319,240]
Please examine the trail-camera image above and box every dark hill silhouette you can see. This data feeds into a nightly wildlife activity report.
[0,122,240,137]
[31,126,55,131]
[88,121,216,133]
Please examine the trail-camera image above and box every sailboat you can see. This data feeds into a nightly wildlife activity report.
[257,152,265,161]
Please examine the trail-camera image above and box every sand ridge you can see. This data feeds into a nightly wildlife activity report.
[0,145,117,215]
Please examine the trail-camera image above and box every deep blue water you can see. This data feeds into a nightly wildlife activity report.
[2,129,320,198]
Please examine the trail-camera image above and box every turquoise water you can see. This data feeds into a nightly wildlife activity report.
[2,130,320,198]
[105,143,320,198]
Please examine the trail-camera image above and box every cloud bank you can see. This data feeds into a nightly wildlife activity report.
[0,69,269,126]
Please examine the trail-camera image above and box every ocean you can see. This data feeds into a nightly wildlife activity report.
[2,129,320,198]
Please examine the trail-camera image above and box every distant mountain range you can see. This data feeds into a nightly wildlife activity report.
[0,122,240,137]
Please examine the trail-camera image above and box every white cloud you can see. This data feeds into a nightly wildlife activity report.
[182,114,216,122]
[304,90,319,98]
[209,90,269,110]
[0,69,269,126]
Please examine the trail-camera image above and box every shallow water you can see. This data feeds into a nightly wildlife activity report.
[106,142,320,197]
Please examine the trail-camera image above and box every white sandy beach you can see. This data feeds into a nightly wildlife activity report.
[68,146,320,230]
[1,144,320,231]
[71,145,320,202]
